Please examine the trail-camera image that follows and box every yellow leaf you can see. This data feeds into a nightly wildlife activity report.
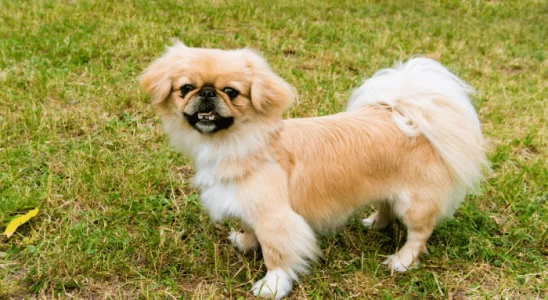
[4,208,39,238]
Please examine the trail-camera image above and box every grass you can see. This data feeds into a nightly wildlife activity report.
[0,0,546,298]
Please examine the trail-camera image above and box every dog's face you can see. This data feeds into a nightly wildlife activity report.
[141,42,296,135]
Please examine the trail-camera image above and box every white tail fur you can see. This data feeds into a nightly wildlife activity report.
[348,57,487,216]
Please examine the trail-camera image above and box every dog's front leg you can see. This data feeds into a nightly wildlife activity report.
[250,210,318,299]
[228,221,259,252]
[237,163,320,299]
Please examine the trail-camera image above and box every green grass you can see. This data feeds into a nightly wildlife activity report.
[1,0,546,298]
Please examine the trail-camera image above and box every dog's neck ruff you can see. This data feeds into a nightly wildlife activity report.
[193,122,280,168]
[162,115,283,181]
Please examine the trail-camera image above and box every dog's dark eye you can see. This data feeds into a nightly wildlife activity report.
[180,84,195,97]
[223,87,239,100]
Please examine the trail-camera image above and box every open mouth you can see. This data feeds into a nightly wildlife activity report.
[197,111,219,121]
[183,111,234,134]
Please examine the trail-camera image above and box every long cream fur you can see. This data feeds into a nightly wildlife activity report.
[141,42,487,299]
[348,58,488,217]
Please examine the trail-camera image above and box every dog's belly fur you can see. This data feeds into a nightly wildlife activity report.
[279,107,451,230]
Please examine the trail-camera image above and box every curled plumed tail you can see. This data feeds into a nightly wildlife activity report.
[348,57,488,216]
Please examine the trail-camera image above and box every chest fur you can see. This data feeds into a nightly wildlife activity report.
[193,167,242,221]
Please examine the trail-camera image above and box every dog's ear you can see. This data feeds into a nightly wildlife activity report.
[140,41,187,104]
[140,59,172,105]
[245,50,296,115]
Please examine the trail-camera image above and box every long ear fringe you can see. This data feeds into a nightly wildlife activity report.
[244,49,296,115]
[140,39,187,104]
[250,72,296,115]
[140,59,172,105]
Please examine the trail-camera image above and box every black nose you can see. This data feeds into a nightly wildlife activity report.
[199,87,216,98]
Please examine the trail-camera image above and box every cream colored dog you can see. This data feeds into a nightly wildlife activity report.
[141,42,487,299]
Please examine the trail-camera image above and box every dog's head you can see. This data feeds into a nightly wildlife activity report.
[140,41,296,135]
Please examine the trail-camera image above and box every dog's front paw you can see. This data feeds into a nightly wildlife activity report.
[382,252,419,273]
[228,231,244,251]
[228,231,258,252]
[361,215,377,228]
[362,211,390,230]
[251,269,293,299]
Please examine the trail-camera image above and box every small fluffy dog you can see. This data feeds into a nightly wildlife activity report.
[141,42,487,299]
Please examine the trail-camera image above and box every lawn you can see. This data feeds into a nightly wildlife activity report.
[0,0,546,298]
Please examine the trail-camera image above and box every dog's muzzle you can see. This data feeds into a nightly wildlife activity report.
[183,87,234,134]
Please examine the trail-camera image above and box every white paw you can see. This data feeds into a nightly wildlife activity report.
[361,215,376,228]
[251,269,293,299]
[382,253,418,273]
[362,211,383,228]
[228,231,257,252]
[228,231,245,252]
[362,211,389,230]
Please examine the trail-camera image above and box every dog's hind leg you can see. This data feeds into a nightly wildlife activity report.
[383,191,439,272]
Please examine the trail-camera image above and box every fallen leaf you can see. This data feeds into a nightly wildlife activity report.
[4,208,39,238]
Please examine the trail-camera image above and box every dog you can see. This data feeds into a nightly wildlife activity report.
[140,41,487,299]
